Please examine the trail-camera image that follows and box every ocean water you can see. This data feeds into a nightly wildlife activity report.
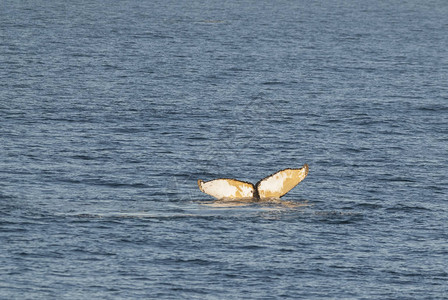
[1,0,447,299]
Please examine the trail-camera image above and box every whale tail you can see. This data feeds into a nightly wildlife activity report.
[198,179,255,200]
[198,164,308,200]
[255,164,308,199]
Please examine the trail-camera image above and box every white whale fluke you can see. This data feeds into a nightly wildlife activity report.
[198,164,309,200]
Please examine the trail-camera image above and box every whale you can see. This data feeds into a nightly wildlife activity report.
[198,164,309,200]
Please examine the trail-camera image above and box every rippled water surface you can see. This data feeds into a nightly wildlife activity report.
[1,0,447,299]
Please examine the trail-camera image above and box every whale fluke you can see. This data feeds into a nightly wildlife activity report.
[198,179,255,200]
[256,164,309,199]
[198,164,309,200]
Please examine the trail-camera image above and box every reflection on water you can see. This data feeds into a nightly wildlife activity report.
[199,199,311,208]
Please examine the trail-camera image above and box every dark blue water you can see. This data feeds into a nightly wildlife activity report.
[1,0,447,298]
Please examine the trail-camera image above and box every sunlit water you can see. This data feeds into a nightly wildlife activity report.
[1,0,447,299]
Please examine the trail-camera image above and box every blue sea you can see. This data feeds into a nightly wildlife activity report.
[1,0,447,299]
